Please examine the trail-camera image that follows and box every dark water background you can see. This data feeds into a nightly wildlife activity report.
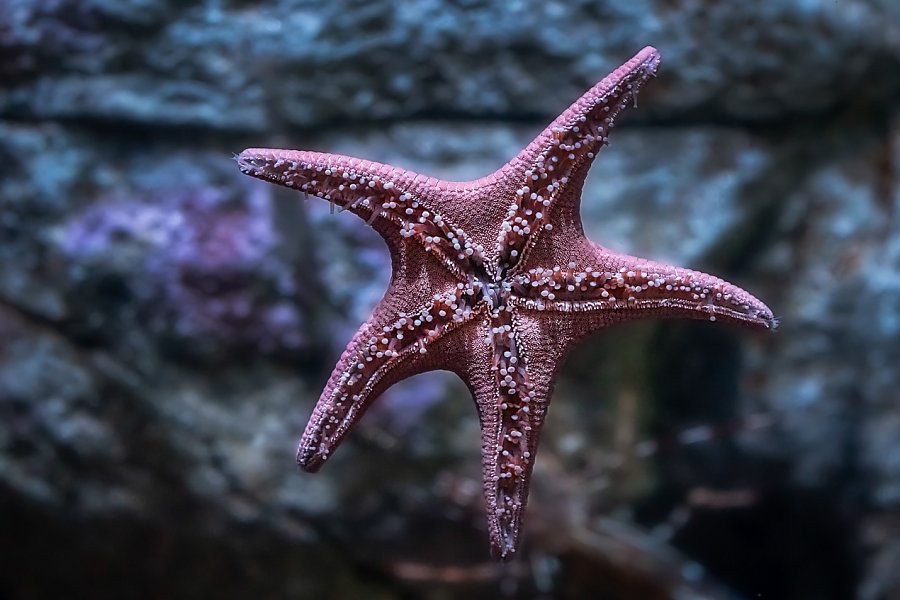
[1,1,899,598]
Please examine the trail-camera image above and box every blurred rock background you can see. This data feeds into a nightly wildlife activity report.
[1,0,899,598]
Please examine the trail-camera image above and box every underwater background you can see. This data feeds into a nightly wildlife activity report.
[1,1,899,598]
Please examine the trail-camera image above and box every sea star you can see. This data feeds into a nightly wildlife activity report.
[236,46,775,560]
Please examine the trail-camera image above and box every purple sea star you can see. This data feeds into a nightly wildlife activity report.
[237,46,775,560]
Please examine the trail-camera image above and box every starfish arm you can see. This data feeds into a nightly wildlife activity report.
[510,257,776,331]
[237,148,487,279]
[495,46,661,274]
[459,307,556,560]
[298,284,483,471]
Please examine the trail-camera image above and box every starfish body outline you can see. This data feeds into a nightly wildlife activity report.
[237,46,775,560]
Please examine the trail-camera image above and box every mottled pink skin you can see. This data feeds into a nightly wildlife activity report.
[237,46,775,560]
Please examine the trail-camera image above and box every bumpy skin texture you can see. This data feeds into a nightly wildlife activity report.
[237,47,776,560]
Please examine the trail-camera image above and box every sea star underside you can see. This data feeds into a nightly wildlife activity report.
[237,46,776,560]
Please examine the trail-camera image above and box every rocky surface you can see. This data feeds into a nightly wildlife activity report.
[1,1,899,598]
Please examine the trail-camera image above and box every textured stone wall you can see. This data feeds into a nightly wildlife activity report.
[1,1,899,598]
